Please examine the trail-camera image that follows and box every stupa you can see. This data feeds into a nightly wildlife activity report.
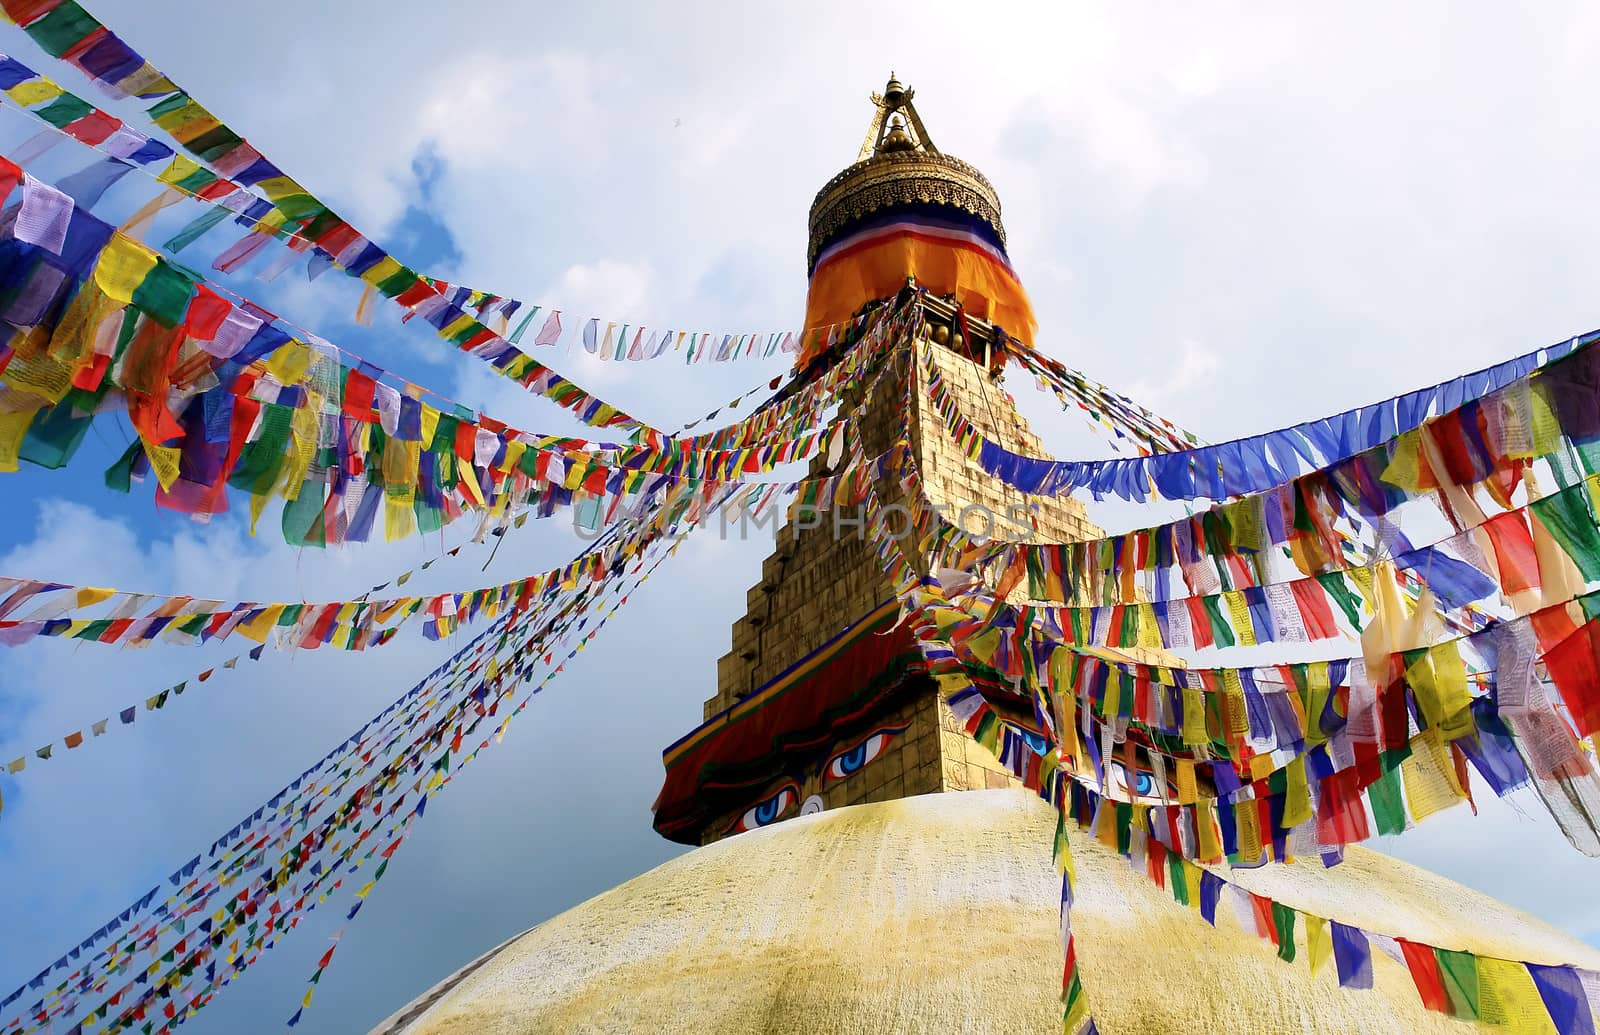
[372,77,1600,1034]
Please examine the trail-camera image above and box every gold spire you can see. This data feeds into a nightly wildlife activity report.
[810,75,1003,270]
[857,72,938,161]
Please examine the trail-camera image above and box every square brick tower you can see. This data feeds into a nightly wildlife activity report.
[653,79,1113,846]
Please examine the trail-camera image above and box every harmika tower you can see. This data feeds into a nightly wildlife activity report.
[653,75,1115,845]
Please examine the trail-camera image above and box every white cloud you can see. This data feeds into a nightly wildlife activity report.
[1121,338,1223,419]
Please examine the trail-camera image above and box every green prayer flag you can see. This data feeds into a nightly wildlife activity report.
[1315,571,1364,629]
[1367,765,1407,836]
[1272,902,1297,962]
[508,306,540,345]
[184,125,243,163]
[23,1,98,57]
[1434,948,1479,1019]
[164,207,231,253]
[33,94,92,128]
[130,258,195,328]
[19,404,92,469]
[1531,484,1600,582]
[1199,594,1236,648]
[281,483,328,549]
[104,439,142,493]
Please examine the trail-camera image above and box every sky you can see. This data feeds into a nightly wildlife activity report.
[4,2,1600,1032]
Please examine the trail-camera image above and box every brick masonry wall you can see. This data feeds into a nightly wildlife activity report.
[691,326,1111,845]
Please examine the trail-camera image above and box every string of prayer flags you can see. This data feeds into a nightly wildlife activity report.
[948,327,1586,502]
[870,326,1600,917]
[1001,330,1204,456]
[0,52,646,430]
[0,524,510,801]
[0,191,906,545]
[0,486,709,1035]
[0,643,264,785]
[0,40,817,433]
[1100,805,1600,1033]
[0,468,714,653]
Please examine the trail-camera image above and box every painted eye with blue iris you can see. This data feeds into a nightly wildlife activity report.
[1105,760,1164,802]
[1018,729,1050,755]
[821,724,909,785]
[725,782,799,835]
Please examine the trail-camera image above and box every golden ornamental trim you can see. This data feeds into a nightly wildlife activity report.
[807,152,1005,269]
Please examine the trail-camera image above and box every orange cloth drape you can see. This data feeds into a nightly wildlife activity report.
[800,231,1036,366]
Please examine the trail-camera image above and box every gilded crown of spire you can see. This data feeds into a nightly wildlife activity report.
[807,74,1006,270]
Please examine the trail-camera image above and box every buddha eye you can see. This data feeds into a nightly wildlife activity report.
[822,724,909,784]
[726,783,799,834]
[1106,760,1166,802]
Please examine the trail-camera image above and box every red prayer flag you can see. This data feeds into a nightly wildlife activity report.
[183,284,230,341]
[1146,838,1167,887]
[1250,893,1279,944]
[1531,602,1583,653]
[1317,769,1371,846]
[62,109,121,146]
[342,368,377,422]
[1290,579,1340,640]
[1186,596,1215,649]
[462,328,497,351]
[394,280,437,308]
[0,156,21,210]
[1397,939,1453,1014]
[1483,512,1541,596]
[70,351,110,392]
[0,0,65,25]
[1543,619,1600,739]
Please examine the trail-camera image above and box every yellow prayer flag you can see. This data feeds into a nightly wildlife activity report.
[1180,859,1202,910]
[0,408,34,473]
[1136,602,1161,649]
[1181,687,1208,746]
[1529,383,1564,459]
[92,235,159,305]
[156,156,206,188]
[1402,728,1468,823]
[359,256,403,287]
[500,440,525,476]
[385,493,416,541]
[439,314,476,341]
[1282,756,1313,829]
[1221,670,1249,736]
[140,434,182,492]
[1175,759,1198,805]
[1223,590,1257,646]
[262,341,312,386]
[458,461,488,509]
[1476,956,1557,1034]
[1233,799,1263,864]
[1408,641,1473,741]
[235,604,285,644]
[1305,914,1332,976]
[5,78,61,106]
[75,586,116,608]
[1195,802,1223,863]
[418,404,440,450]
[1379,429,1428,493]
[120,187,186,237]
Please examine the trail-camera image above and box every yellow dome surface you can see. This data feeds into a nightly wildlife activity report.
[372,790,1600,1034]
